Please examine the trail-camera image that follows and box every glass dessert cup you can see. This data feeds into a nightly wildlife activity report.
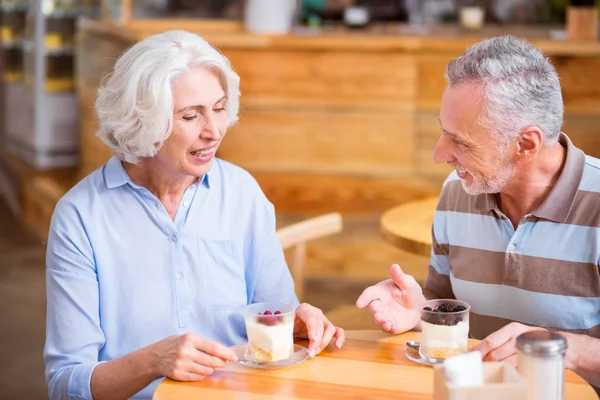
[244,302,295,363]
[419,299,470,363]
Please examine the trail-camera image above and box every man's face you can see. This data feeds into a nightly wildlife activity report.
[434,82,517,195]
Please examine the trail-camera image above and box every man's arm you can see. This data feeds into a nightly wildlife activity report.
[562,332,600,388]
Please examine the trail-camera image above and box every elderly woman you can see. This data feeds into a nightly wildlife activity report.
[44,30,345,400]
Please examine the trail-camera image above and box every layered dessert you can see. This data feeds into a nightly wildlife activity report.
[245,308,294,362]
[419,301,470,362]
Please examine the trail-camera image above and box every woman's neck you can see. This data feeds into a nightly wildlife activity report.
[122,159,198,219]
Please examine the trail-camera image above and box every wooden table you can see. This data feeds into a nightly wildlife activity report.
[153,330,597,399]
[380,197,439,257]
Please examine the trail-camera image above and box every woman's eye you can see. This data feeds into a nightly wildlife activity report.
[182,114,198,121]
[214,108,226,113]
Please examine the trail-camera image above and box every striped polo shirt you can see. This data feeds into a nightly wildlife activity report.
[423,133,600,340]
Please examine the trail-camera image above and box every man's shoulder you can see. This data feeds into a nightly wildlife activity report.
[439,170,467,202]
[580,155,600,193]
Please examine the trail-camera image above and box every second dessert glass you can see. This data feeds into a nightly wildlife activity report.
[419,299,470,363]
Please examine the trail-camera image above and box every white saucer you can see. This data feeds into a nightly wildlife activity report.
[404,345,442,367]
[231,343,309,370]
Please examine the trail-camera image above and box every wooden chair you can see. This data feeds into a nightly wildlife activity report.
[276,212,343,301]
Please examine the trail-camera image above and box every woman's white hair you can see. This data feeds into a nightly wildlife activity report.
[445,35,563,148]
[95,30,240,164]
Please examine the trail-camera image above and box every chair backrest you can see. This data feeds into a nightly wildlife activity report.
[276,212,343,301]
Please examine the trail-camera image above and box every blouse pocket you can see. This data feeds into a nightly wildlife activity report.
[198,238,248,310]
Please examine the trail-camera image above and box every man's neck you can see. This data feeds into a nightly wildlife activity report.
[496,142,567,226]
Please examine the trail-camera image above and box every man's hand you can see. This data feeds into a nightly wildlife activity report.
[472,322,545,367]
[356,264,424,334]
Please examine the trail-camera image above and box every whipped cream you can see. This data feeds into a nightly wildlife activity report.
[420,320,469,359]
[246,319,294,361]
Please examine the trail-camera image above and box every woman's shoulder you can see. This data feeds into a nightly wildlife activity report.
[53,163,110,215]
[212,158,265,197]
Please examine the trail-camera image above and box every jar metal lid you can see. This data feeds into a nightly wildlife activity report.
[516,331,567,357]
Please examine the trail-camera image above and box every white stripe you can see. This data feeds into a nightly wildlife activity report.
[430,251,451,275]
[434,211,511,252]
[520,221,600,264]
[450,274,600,330]
[579,158,600,193]
[434,211,600,264]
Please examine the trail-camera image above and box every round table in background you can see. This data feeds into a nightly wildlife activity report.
[380,196,439,257]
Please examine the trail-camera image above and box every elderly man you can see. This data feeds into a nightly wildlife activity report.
[356,35,600,392]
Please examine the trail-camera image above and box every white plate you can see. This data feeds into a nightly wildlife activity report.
[231,343,309,370]
[404,345,442,367]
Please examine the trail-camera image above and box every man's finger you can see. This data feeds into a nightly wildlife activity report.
[472,325,514,359]
[356,285,386,309]
[484,339,517,362]
[389,264,417,289]
[389,265,422,308]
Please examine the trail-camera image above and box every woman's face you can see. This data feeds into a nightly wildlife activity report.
[155,67,228,179]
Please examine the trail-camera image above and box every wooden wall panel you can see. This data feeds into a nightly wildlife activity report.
[219,110,415,176]
[224,50,416,112]
[252,171,440,214]
[552,56,600,117]
[416,55,455,112]
[76,24,132,179]
[415,112,451,181]
[563,116,600,159]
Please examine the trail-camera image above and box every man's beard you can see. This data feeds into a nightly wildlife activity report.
[454,152,515,195]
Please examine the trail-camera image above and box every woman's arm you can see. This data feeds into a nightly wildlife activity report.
[45,199,236,400]
[45,199,109,399]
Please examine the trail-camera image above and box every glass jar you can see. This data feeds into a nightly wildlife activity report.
[419,299,470,363]
[516,331,568,400]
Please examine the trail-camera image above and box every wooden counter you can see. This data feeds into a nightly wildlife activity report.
[75,19,600,216]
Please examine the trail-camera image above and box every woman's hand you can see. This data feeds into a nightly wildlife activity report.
[293,303,345,357]
[151,333,238,381]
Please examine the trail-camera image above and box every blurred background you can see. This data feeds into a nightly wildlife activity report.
[0,0,599,398]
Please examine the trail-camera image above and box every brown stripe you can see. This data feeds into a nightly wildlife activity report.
[469,312,516,340]
[448,246,506,285]
[533,134,585,223]
[431,226,449,256]
[447,246,600,298]
[469,312,600,342]
[423,265,456,300]
[157,371,430,399]
[437,179,504,218]
[562,190,600,228]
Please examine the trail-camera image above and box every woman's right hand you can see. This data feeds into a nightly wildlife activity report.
[151,333,238,381]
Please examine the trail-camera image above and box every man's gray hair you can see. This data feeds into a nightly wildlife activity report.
[95,30,241,164]
[445,35,563,147]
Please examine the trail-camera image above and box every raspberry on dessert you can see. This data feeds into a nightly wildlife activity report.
[274,310,282,315]
[257,316,276,326]
[453,305,467,313]
[263,310,273,315]
[423,307,433,311]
